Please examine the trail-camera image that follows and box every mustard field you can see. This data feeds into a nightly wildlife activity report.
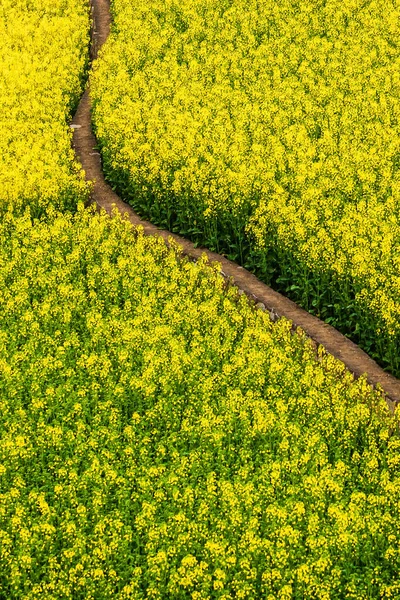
[0,0,90,218]
[90,0,400,375]
[1,206,400,599]
[1,0,400,598]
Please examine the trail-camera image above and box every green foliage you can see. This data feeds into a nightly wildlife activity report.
[0,205,399,599]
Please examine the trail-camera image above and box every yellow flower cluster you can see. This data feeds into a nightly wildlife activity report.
[2,0,400,595]
[0,0,90,217]
[1,204,399,598]
[90,0,400,373]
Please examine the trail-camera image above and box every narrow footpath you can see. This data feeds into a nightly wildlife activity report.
[71,0,400,410]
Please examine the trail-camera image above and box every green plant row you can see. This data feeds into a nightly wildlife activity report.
[0,205,399,599]
[90,0,400,375]
[0,0,91,218]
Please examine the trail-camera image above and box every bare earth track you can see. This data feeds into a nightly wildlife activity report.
[72,0,400,410]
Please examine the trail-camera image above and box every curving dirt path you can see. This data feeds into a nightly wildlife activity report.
[71,0,400,411]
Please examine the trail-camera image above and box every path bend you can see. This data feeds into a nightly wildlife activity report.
[71,0,400,411]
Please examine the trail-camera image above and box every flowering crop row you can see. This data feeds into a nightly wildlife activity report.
[0,0,90,218]
[1,204,399,599]
[90,0,400,374]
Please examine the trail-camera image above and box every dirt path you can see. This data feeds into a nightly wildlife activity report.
[71,0,400,411]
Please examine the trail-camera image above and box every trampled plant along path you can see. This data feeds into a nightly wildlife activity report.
[72,0,400,411]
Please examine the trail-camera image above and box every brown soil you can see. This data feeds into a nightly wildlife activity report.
[71,0,400,411]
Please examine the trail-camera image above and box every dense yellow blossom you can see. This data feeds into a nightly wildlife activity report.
[1,204,399,598]
[90,0,400,374]
[0,0,90,217]
[2,0,400,596]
